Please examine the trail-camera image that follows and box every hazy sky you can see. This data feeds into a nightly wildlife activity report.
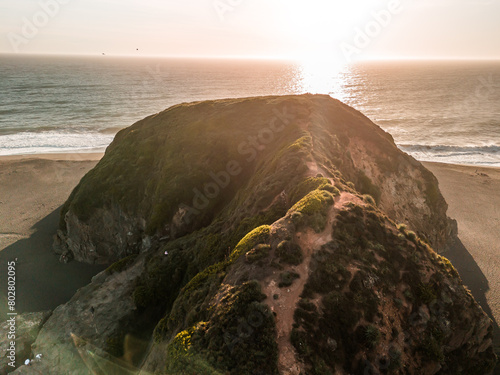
[1,0,499,60]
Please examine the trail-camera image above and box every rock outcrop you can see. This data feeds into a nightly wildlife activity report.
[0,311,51,374]
[8,256,151,375]
[54,94,452,264]
[12,94,493,374]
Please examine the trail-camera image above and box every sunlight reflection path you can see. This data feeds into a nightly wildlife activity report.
[295,60,353,103]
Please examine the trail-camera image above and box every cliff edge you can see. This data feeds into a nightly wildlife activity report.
[11,94,494,374]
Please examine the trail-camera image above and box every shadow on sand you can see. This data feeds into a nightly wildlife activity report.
[0,206,107,318]
[443,236,500,348]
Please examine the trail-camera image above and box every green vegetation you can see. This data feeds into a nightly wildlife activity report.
[362,325,381,348]
[425,181,440,207]
[279,271,300,287]
[356,171,381,204]
[165,324,222,375]
[230,225,271,262]
[289,189,335,232]
[406,230,417,242]
[305,249,351,294]
[192,281,278,375]
[436,254,459,277]
[417,282,437,304]
[59,97,309,235]
[291,198,478,373]
[56,96,497,373]
[276,240,303,266]
[362,194,376,206]
[290,176,339,205]
[418,336,444,362]
[161,280,279,374]
[290,189,335,216]
[105,254,138,274]
[245,244,271,264]
[105,333,124,358]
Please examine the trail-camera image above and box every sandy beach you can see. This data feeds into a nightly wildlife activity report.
[424,162,500,348]
[1,154,499,344]
[0,153,106,316]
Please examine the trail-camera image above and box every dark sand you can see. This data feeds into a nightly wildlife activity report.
[424,162,500,348]
[0,153,106,317]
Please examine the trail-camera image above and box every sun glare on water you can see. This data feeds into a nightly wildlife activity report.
[297,59,349,101]
[278,0,376,99]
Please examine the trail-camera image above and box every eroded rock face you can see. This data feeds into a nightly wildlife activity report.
[347,142,451,251]
[9,258,146,375]
[54,206,149,264]
[0,311,51,374]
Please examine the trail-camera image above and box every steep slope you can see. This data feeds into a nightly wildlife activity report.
[54,94,452,264]
[11,94,495,374]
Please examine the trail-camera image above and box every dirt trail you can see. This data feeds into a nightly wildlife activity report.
[263,191,359,374]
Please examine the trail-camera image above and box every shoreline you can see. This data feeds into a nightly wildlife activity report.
[0,152,104,162]
[2,151,499,169]
[0,154,499,334]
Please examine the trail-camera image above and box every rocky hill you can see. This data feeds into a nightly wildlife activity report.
[9,94,495,374]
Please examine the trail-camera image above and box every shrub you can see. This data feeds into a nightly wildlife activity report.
[289,189,335,233]
[106,254,138,274]
[403,289,414,302]
[133,285,153,310]
[425,182,440,207]
[165,325,222,375]
[230,225,271,262]
[279,271,300,287]
[245,244,271,264]
[290,176,338,204]
[417,282,437,304]
[362,194,376,206]
[194,281,279,374]
[307,250,351,294]
[405,230,417,242]
[276,240,303,266]
[394,298,403,308]
[418,336,444,362]
[388,347,402,370]
[290,190,335,216]
[356,171,381,204]
[363,325,381,348]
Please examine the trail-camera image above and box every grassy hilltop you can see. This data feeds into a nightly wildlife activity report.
[20,94,494,374]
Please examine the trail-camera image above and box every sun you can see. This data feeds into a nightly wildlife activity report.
[277,0,379,62]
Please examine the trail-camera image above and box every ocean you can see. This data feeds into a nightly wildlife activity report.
[1,55,499,166]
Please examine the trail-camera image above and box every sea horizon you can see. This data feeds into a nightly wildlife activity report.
[1,54,499,166]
